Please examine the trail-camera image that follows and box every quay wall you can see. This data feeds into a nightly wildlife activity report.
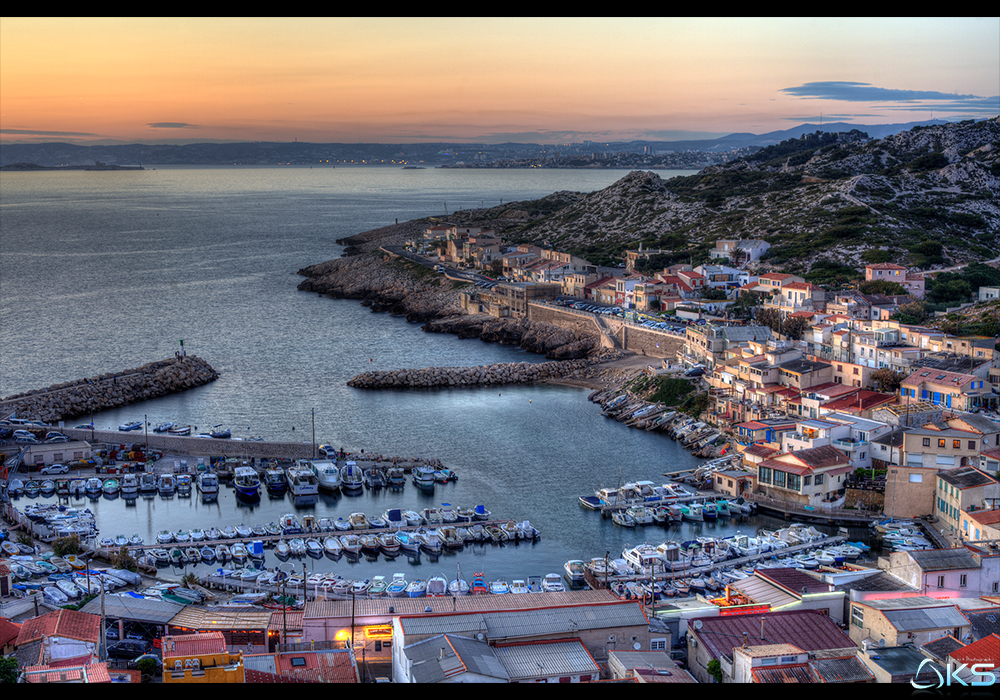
[0,356,219,424]
[60,428,316,460]
[528,303,685,360]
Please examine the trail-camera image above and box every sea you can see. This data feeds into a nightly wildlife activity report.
[0,164,870,587]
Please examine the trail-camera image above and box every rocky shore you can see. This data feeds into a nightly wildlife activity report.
[0,356,219,423]
[297,221,604,360]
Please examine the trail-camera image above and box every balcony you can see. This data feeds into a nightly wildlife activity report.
[833,438,868,451]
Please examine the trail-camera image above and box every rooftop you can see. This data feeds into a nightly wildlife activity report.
[688,610,856,662]
[939,466,997,490]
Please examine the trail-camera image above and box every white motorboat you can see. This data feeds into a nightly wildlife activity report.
[406,579,427,598]
[85,477,103,495]
[279,513,302,534]
[323,536,344,557]
[563,560,586,584]
[411,465,436,488]
[510,579,530,594]
[376,532,401,557]
[153,422,174,433]
[139,472,157,493]
[157,473,176,495]
[308,459,341,491]
[426,575,448,597]
[196,471,219,496]
[348,512,369,530]
[119,473,139,495]
[286,462,320,497]
[541,573,566,592]
[489,578,510,595]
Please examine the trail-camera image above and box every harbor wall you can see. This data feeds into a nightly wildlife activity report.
[346,357,612,389]
[528,303,685,360]
[0,356,219,423]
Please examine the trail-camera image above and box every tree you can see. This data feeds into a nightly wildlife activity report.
[706,658,724,683]
[859,279,907,296]
[0,657,18,683]
[870,367,906,393]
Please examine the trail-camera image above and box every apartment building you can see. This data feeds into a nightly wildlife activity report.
[936,466,1000,538]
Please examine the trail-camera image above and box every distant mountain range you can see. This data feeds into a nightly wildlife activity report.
[0,119,970,167]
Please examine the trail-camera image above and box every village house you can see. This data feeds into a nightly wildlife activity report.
[878,547,1000,599]
[162,631,245,683]
[693,263,753,293]
[965,508,1000,541]
[847,596,972,648]
[709,238,771,266]
[754,444,854,508]
[684,609,856,684]
[865,262,925,299]
[936,466,1000,539]
[900,367,997,413]
[607,650,698,682]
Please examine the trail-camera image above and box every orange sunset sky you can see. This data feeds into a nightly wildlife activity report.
[2,17,998,145]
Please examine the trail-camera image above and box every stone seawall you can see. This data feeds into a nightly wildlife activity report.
[0,356,219,423]
[347,355,622,389]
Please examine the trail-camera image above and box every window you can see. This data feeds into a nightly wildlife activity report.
[909,473,923,483]
[968,441,976,450]
[650,638,667,651]
[814,474,824,485]
[953,440,961,449]
[773,470,786,488]
[938,575,945,588]
[923,438,931,447]
[939,439,946,448]
[960,574,967,588]
[851,605,864,628]
[759,467,771,484]
[787,473,801,491]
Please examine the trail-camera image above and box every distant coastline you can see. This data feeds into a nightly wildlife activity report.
[0,162,144,171]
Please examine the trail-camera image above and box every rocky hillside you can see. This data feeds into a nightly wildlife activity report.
[443,118,1000,274]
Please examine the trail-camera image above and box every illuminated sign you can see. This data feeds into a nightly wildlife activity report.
[718,604,771,617]
[364,625,393,639]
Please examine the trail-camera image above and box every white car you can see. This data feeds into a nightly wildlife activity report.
[40,463,69,475]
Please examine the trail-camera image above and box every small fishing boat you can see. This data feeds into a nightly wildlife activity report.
[471,572,488,595]
[119,421,142,432]
[405,579,427,598]
[264,466,288,493]
[323,536,344,558]
[85,477,103,495]
[153,421,174,433]
[214,544,231,561]
[489,578,510,595]
[510,579,530,594]
[102,478,120,495]
[376,532,400,557]
[448,564,470,596]
[305,538,324,559]
[157,473,176,495]
[168,424,192,436]
[426,575,448,597]
[233,466,260,498]
[386,573,408,597]
[541,573,566,592]
[411,465,436,488]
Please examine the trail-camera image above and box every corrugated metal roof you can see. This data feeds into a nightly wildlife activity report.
[730,577,799,608]
[810,656,876,683]
[167,606,273,631]
[79,594,184,624]
[494,639,600,680]
[883,606,969,632]
[304,588,617,619]
[398,600,648,639]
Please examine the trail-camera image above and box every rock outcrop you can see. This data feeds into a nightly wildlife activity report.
[0,356,219,423]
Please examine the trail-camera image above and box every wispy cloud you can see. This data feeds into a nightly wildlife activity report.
[147,122,200,129]
[1,128,100,137]
[781,81,999,117]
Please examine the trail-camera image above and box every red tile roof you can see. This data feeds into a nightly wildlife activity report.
[15,608,101,646]
[273,649,360,683]
[22,662,113,684]
[0,616,22,648]
[949,633,1000,669]
[162,631,227,658]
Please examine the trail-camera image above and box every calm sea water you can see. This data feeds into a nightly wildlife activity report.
[1,165,851,585]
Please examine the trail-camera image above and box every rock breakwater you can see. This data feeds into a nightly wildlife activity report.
[0,356,219,423]
[347,354,624,389]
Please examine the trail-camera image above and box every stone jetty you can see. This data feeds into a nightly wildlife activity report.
[347,355,622,389]
[0,356,218,423]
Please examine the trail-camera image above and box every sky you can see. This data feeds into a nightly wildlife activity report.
[2,17,998,145]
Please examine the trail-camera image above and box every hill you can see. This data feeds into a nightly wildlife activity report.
[442,118,1000,275]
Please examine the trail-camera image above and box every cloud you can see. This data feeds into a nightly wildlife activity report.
[781,81,999,118]
[0,128,100,137]
[147,122,200,129]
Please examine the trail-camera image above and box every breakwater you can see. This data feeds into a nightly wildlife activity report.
[347,356,620,389]
[0,356,218,422]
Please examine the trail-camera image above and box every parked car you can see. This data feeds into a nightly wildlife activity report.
[684,368,705,377]
[40,463,69,475]
[106,639,151,659]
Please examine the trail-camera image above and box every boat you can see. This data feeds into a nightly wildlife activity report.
[24,480,41,497]
[368,575,389,597]
[40,479,56,494]
[262,465,287,493]
[541,573,566,592]
[386,467,406,487]
[230,542,249,563]
[44,586,69,606]
[489,578,510,594]
[85,477,103,495]
[415,529,442,554]
[196,471,219,495]
[448,564,470,596]
[612,510,636,528]
[153,421,174,433]
[473,504,491,521]
[509,579,529,594]
[421,507,443,527]
[235,523,253,538]
[209,426,231,439]
[434,468,457,483]
[176,474,192,494]
[323,535,344,557]
[348,512,369,530]
[412,465,436,488]
[365,468,386,489]
[340,461,364,492]
[157,473,176,495]
[119,473,139,495]
[168,424,192,436]
[214,544,231,561]
[682,503,704,521]
[233,466,260,498]
[386,573,408,597]
[405,579,427,598]
[308,459,341,491]
[138,472,157,493]
[118,421,142,431]
[305,538,324,559]
[426,575,448,597]
[56,578,83,599]
[273,541,291,560]
[394,530,420,554]
[376,532,401,556]
[563,560,586,584]
[287,460,320,496]
[7,478,25,496]
[471,572,488,595]
[436,525,464,549]
[339,534,362,556]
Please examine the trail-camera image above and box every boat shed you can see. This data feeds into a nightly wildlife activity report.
[390,598,650,681]
[166,606,273,653]
[80,593,184,641]
[303,588,621,669]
